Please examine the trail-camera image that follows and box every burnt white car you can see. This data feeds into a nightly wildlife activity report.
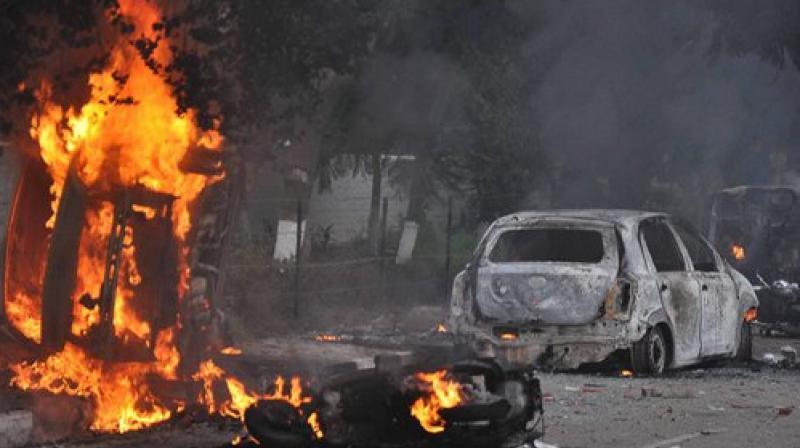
[448,210,758,374]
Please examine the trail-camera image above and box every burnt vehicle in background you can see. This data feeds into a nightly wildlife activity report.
[448,210,758,375]
[709,186,800,335]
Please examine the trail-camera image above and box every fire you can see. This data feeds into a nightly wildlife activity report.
[10,342,172,433]
[192,360,323,439]
[620,369,634,378]
[410,370,466,434]
[221,346,243,355]
[8,0,225,433]
[435,323,448,333]
[315,334,342,342]
[732,244,746,261]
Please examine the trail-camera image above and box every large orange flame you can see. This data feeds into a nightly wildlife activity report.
[410,370,466,434]
[8,0,228,433]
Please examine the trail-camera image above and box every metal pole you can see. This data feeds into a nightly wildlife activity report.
[444,196,453,302]
[293,200,302,319]
[379,197,389,301]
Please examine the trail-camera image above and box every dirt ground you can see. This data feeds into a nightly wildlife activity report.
[6,333,800,448]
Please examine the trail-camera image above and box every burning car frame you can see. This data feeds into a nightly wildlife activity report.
[709,186,800,335]
[448,210,758,375]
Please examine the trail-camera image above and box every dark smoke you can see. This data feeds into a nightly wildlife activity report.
[519,0,800,222]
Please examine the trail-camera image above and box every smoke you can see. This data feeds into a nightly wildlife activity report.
[519,0,800,221]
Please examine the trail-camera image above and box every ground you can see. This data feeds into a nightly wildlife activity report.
[540,335,800,448]
[3,329,800,448]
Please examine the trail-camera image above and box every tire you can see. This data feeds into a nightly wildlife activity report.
[631,326,668,375]
[735,322,753,362]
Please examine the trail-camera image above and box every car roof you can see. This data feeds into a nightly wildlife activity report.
[493,209,668,227]
[716,185,800,196]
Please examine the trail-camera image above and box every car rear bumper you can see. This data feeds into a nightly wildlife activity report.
[455,319,634,369]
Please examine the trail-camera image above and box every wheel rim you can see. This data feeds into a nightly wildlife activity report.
[649,333,666,373]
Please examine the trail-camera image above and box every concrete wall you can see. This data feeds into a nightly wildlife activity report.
[306,171,410,246]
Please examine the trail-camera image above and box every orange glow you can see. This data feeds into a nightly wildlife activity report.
[744,307,758,323]
[308,411,324,439]
[499,332,518,341]
[220,346,243,355]
[410,370,465,434]
[8,0,223,433]
[315,334,342,342]
[731,244,746,261]
[620,369,634,378]
[10,342,172,433]
[435,323,448,333]
[5,292,41,343]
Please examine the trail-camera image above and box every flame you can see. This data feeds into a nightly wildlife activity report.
[315,334,342,342]
[5,292,42,343]
[410,370,466,434]
[620,369,634,378]
[308,411,324,439]
[8,0,223,433]
[192,360,323,440]
[221,346,243,355]
[499,332,518,341]
[732,244,746,261]
[435,323,448,333]
[10,342,172,433]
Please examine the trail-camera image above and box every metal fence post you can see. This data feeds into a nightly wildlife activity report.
[293,199,302,319]
[379,197,389,301]
[444,196,453,302]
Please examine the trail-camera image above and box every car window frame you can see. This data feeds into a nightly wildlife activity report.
[479,222,619,268]
[638,218,690,273]
[670,218,723,273]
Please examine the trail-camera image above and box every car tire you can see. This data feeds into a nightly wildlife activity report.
[632,326,668,375]
[735,322,753,362]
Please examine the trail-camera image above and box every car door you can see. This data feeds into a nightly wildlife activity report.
[639,219,702,366]
[672,220,739,356]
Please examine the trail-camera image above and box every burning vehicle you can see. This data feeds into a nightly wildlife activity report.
[231,354,544,448]
[709,186,800,335]
[448,210,759,374]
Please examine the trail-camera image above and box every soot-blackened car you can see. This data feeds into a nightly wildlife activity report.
[448,210,758,375]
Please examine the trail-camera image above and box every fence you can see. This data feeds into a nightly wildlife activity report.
[217,192,480,337]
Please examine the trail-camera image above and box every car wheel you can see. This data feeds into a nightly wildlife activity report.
[735,322,753,362]
[632,326,668,375]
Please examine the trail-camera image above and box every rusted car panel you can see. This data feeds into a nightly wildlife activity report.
[449,210,758,372]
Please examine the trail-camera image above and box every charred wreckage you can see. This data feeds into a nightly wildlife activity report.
[449,210,758,375]
[709,186,800,336]
[2,152,545,446]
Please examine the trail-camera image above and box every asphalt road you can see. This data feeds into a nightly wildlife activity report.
[539,334,800,448]
[16,334,800,448]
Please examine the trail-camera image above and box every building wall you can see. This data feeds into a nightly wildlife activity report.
[307,171,410,246]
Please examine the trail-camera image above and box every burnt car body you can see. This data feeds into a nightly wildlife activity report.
[709,186,800,335]
[448,210,758,374]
